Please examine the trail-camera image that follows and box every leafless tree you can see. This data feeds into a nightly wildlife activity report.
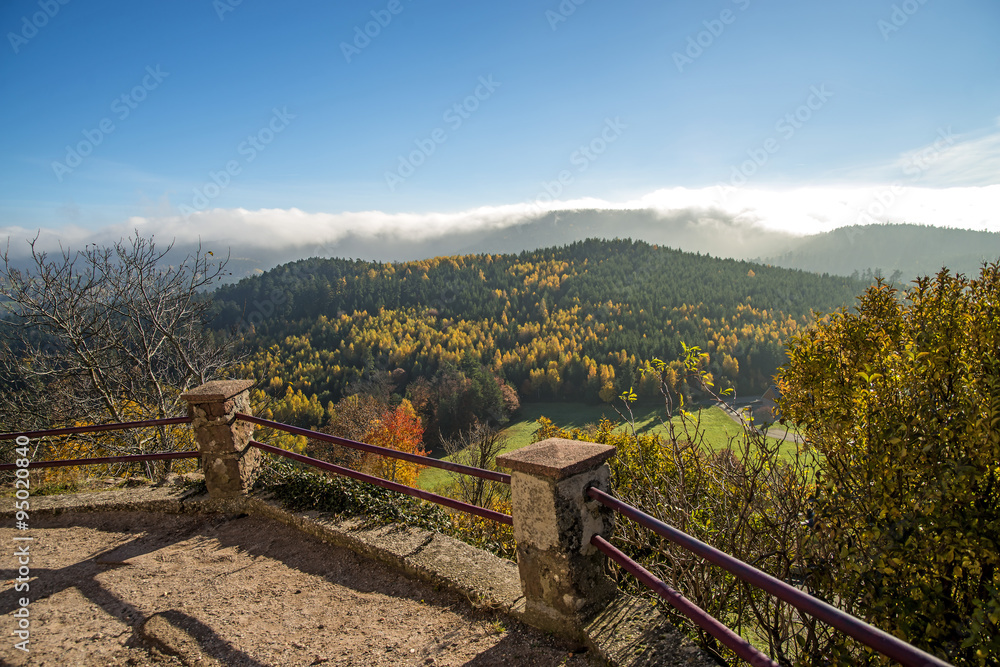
[0,233,236,477]
[442,419,510,508]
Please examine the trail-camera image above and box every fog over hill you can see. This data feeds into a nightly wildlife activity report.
[4,208,790,280]
[207,211,1000,284]
[211,208,799,278]
[5,209,997,284]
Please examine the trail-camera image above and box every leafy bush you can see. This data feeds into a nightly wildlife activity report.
[256,457,450,532]
[779,268,1000,665]
[255,455,515,560]
[445,494,515,561]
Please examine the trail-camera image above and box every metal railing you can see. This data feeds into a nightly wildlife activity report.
[235,413,510,484]
[0,414,511,524]
[249,440,511,525]
[0,416,192,441]
[0,417,197,472]
[0,450,199,472]
[586,486,953,667]
[591,534,777,667]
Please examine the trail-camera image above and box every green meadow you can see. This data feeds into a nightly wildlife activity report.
[416,402,801,492]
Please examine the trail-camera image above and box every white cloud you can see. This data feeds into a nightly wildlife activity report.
[927,135,998,186]
[652,184,1000,235]
[840,124,1000,188]
[3,183,998,260]
[894,127,1000,187]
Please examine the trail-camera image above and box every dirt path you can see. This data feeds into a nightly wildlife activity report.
[1,511,592,667]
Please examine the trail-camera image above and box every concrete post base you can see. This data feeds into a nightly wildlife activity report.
[498,438,617,644]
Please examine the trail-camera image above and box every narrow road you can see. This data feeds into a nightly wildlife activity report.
[712,401,805,444]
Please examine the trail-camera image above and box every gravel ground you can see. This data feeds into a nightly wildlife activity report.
[0,511,595,667]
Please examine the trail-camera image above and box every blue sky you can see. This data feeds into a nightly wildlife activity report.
[1,0,998,257]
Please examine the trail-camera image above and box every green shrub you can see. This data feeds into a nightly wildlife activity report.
[258,457,450,532]
[255,455,515,560]
[779,268,1000,665]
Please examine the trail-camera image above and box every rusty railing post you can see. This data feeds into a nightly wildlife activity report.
[497,438,617,644]
[181,380,258,499]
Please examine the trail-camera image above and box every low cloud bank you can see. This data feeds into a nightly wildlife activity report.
[3,185,998,273]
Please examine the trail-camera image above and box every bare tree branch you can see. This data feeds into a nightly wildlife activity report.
[0,232,239,478]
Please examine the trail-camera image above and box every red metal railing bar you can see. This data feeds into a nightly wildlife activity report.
[587,487,952,667]
[0,450,200,471]
[249,440,513,526]
[237,413,510,485]
[0,416,193,441]
[591,534,778,667]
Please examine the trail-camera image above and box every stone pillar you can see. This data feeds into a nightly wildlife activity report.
[180,380,258,499]
[497,438,617,643]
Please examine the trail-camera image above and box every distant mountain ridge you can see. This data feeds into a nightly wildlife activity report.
[7,212,993,284]
[758,223,1000,282]
[207,212,998,284]
[210,208,796,280]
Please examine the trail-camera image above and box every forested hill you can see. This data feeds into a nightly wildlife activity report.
[209,239,866,425]
[761,223,1000,281]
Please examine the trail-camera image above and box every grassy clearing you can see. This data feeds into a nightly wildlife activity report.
[415,402,801,492]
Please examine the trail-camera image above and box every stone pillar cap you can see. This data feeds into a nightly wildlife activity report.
[497,438,616,480]
[180,379,254,403]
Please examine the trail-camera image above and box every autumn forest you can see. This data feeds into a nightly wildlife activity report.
[209,238,867,437]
